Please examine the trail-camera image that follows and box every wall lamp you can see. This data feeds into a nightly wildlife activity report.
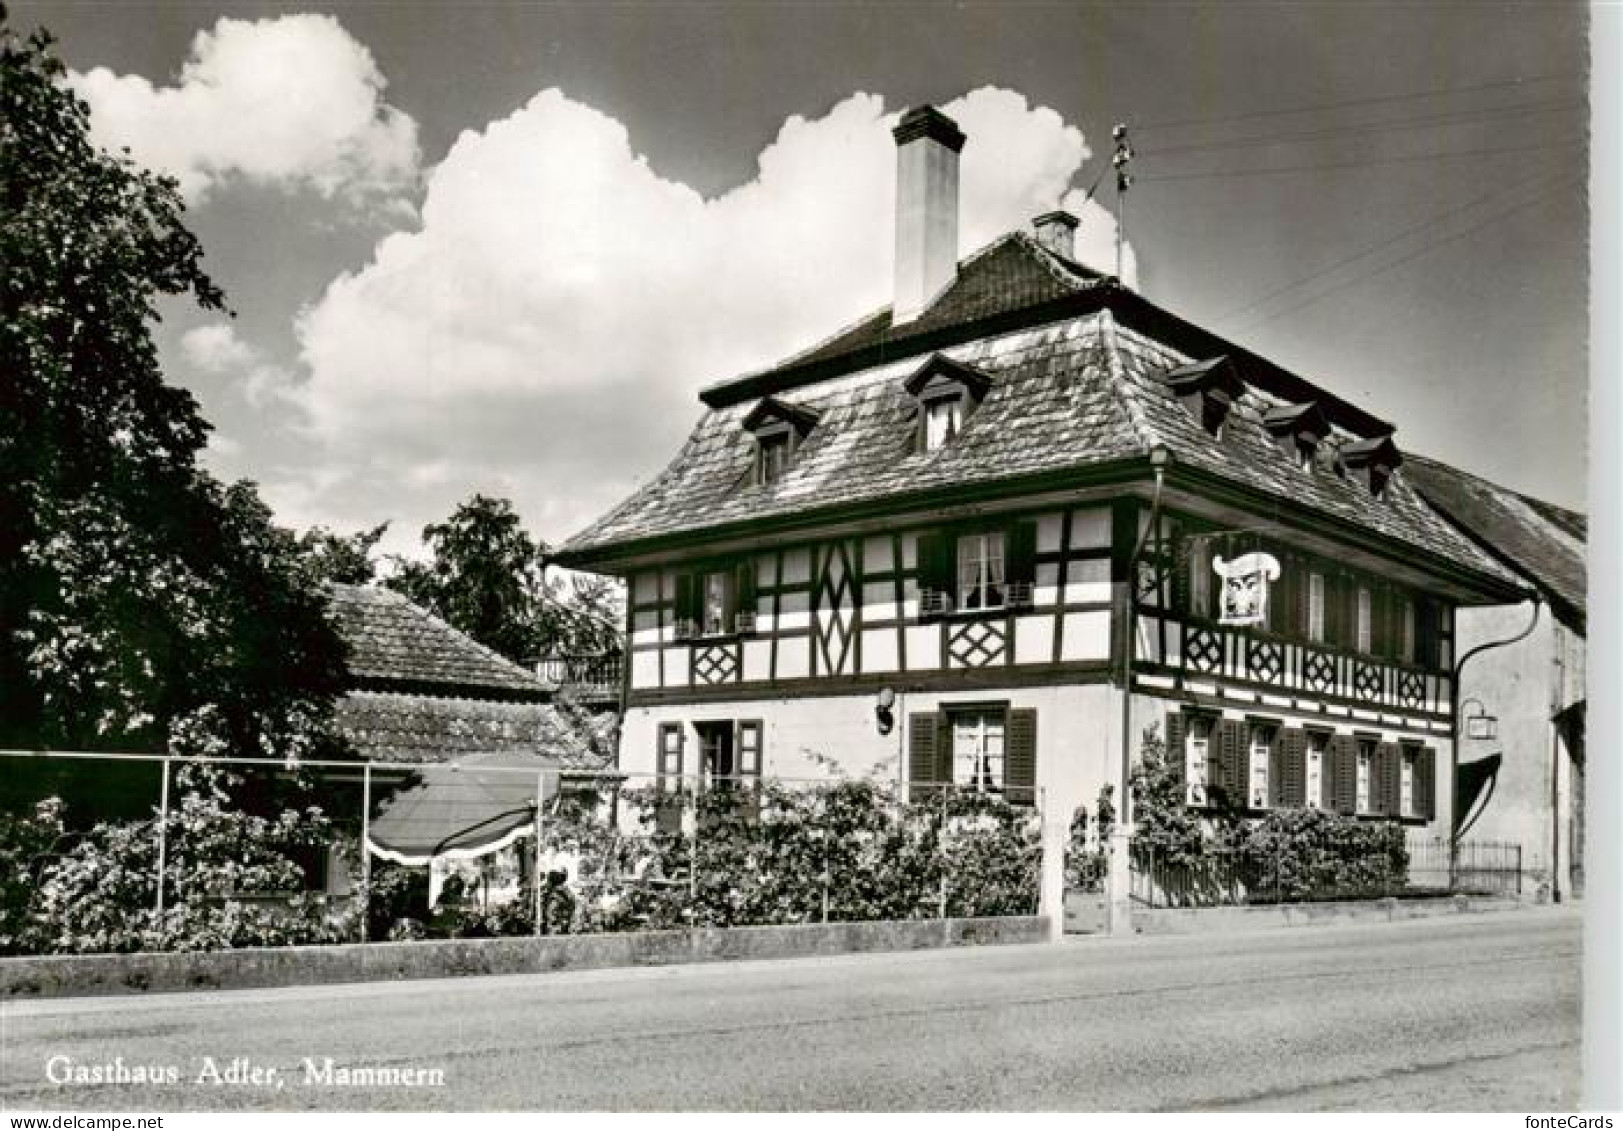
[875,686,897,735]
[1460,698,1498,741]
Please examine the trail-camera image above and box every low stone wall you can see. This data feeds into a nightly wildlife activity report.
[1131,894,1522,935]
[1,915,1046,1000]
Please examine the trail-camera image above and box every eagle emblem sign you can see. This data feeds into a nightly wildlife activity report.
[1213,552,1282,627]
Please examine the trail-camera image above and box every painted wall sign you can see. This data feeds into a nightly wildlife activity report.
[1213,551,1282,627]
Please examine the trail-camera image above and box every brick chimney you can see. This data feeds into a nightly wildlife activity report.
[892,106,965,325]
[1033,209,1079,259]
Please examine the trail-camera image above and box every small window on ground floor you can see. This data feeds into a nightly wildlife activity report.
[1355,738,1375,814]
[1305,731,1328,810]
[1248,722,1276,810]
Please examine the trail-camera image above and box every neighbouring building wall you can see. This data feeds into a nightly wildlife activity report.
[1455,602,1585,896]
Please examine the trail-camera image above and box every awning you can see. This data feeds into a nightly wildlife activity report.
[367,749,560,866]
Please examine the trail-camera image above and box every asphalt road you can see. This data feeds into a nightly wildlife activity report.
[1,908,1582,1111]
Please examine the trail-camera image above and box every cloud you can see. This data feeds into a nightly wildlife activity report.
[179,322,300,411]
[288,86,1134,547]
[69,14,419,205]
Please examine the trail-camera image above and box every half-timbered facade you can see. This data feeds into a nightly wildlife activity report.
[554,106,1525,924]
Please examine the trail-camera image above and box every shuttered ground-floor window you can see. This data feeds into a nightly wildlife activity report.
[910,704,1038,804]
[1166,710,1435,820]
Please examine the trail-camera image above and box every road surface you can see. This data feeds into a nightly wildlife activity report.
[0,907,1581,1111]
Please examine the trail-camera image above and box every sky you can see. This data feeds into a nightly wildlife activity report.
[14,1,1591,556]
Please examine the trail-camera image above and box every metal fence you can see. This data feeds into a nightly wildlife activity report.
[1129,835,1523,909]
[0,750,1043,956]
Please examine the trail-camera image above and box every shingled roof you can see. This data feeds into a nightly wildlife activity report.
[328,583,551,700]
[558,233,1519,597]
[325,585,615,771]
[1403,454,1587,630]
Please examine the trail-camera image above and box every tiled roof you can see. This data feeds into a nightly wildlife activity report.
[333,690,612,770]
[560,293,1518,591]
[327,583,550,699]
[1402,454,1586,628]
[743,233,1103,378]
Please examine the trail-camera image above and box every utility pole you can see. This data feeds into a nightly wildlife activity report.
[1112,123,1134,282]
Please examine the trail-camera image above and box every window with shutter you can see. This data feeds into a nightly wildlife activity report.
[1399,744,1417,817]
[1165,710,1186,783]
[1331,735,1358,815]
[1218,719,1247,808]
[655,723,686,834]
[1248,722,1276,810]
[908,712,943,800]
[1279,728,1307,807]
[1004,709,1038,805]
[734,560,758,634]
[1307,571,1326,644]
[916,532,954,617]
[1355,587,1373,653]
[1416,746,1437,820]
[1374,742,1400,815]
[1005,520,1037,608]
[1304,731,1329,810]
[1354,738,1375,813]
[674,574,699,639]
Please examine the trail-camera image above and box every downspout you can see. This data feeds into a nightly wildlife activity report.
[1450,593,1542,886]
[1120,447,1171,826]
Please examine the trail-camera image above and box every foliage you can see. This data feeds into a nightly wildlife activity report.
[1064,784,1115,893]
[0,798,66,952]
[526,779,1040,934]
[296,523,390,586]
[1,17,348,756]
[1128,723,1212,868]
[16,763,352,954]
[1129,723,1410,904]
[1218,807,1409,903]
[383,494,623,665]
[365,858,428,942]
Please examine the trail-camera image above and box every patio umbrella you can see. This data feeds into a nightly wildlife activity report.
[367,749,560,866]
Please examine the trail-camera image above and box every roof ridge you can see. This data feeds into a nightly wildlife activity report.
[1014,230,1098,291]
[1098,307,1161,455]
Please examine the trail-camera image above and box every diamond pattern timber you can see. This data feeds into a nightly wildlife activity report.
[1353,661,1384,700]
[948,619,1006,668]
[1185,626,1223,673]
[1246,639,1284,685]
[815,541,857,676]
[1303,649,1337,693]
[693,643,739,685]
[1398,670,1426,709]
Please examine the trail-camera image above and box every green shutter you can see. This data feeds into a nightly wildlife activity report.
[1165,711,1186,784]
[1004,709,1038,805]
[1331,736,1358,815]
[1007,520,1038,587]
[1218,720,1246,808]
[674,573,698,627]
[1374,742,1401,816]
[1417,745,1437,820]
[1281,728,1307,807]
[909,712,942,800]
[734,559,757,630]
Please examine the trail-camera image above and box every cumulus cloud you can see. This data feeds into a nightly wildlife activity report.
[179,322,300,411]
[288,86,1134,546]
[70,14,419,204]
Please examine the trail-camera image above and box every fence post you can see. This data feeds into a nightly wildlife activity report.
[532,770,545,937]
[154,757,171,923]
[360,763,372,942]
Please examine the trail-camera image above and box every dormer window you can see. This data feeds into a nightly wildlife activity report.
[904,354,993,453]
[742,396,820,485]
[1164,356,1245,439]
[1339,434,1402,499]
[1263,401,1330,469]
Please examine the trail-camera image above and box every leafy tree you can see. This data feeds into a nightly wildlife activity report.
[386,494,623,664]
[1,15,348,756]
[297,522,389,586]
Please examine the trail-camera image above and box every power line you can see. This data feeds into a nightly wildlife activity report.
[1139,138,1578,183]
[1135,73,1578,132]
[1226,173,1583,335]
[1213,167,1568,325]
[1141,98,1582,159]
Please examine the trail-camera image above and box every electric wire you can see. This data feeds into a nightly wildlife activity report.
[1225,173,1583,335]
[1134,73,1578,132]
[1139,139,1577,183]
[1141,98,1582,159]
[1211,166,1569,324]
